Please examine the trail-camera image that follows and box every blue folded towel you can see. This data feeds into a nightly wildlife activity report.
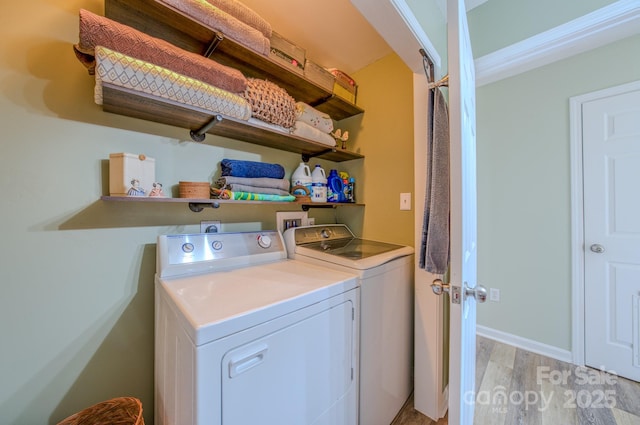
[220,159,285,179]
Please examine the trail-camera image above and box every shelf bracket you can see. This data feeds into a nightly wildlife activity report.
[190,114,223,142]
[301,148,335,163]
[203,32,224,58]
[308,94,335,108]
[301,204,337,212]
[188,201,220,212]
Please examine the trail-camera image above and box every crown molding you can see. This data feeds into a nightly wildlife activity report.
[475,0,640,87]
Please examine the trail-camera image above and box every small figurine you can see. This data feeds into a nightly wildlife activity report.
[127,179,146,196]
[332,129,350,149]
[148,182,165,197]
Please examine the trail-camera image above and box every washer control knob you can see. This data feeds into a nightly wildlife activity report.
[321,228,330,239]
[182,243,194,253]
[211,240,223,251]
[257,234,272,249]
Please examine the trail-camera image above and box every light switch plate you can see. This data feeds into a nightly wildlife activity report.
[400,193,411,210]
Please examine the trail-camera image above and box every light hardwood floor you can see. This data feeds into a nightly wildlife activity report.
[391,336,640,425]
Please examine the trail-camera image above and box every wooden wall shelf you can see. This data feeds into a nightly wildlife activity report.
[102,84,363,162]
[104,0,363,121]
[101,196,364,212]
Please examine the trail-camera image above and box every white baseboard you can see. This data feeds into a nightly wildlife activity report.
[476,325,573,364]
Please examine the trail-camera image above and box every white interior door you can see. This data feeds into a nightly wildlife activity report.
[447,0,480,423]
[583,87,640,382]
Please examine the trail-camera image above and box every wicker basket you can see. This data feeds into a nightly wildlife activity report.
[57,397,144,425]
[179,181,211,199]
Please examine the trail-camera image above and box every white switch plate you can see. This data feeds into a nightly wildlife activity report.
[400,193,411,210]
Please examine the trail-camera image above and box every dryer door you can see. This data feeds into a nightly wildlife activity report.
[221,293,357,425]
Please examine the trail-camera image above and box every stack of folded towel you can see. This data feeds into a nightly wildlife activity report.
[292,102,336,147]
[158,0,272,56]
[74,9,247,94]
[213,159,295,202]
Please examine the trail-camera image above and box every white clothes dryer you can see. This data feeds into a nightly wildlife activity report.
[155,230,359,425]
[283,225,414,425]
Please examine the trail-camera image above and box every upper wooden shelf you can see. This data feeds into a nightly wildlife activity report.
[102,83,364,162]
[104,0,364,121]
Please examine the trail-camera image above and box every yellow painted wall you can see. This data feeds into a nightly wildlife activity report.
[338,53,415,246]
[0,2,414,423]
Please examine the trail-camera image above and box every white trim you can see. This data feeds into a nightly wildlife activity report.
[350,0,441,75]
[569,92,586,367]
[477,325,573,364]
[475,0,640,86]
[390,0,441,70]
[569,79,640,368]
[412,71,447,421]
[391,0,495,71]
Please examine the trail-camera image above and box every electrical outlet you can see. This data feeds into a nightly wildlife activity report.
[276,211,308,234]
[400,193,411,210]
[201,220,221,233]
[489,288,500,302]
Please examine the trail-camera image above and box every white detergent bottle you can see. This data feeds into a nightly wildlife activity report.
[311,165,327,203]
[291,162,312,196]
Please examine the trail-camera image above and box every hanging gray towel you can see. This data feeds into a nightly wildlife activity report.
[419,87,450,274]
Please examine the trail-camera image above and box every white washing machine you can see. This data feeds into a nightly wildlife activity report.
[283,225,414,425]
[155,230,359,425]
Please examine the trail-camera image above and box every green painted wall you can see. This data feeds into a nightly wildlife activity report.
[476,34,640,350]
[407,0,448,71]
[467,0,617,57]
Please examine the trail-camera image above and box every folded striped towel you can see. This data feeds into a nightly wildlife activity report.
[212,188,295,202]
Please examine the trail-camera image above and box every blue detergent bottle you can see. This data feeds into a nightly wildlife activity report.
[326,169,345,202]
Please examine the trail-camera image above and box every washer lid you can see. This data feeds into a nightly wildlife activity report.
[284,224,414,270]
[294,242,414,270]
[302,238,406,260]
[157,259,357,346]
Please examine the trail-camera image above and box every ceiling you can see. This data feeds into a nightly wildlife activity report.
[239,0,393,75]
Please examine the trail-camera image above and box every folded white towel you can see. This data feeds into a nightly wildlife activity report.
[296,102,334,134]
[292,121,336,147]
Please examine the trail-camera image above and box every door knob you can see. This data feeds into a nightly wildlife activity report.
[590,244,605,253]
[465,282,487,303]
[431,279,450,296]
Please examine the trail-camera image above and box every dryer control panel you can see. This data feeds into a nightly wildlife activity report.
[157,231,286,278]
